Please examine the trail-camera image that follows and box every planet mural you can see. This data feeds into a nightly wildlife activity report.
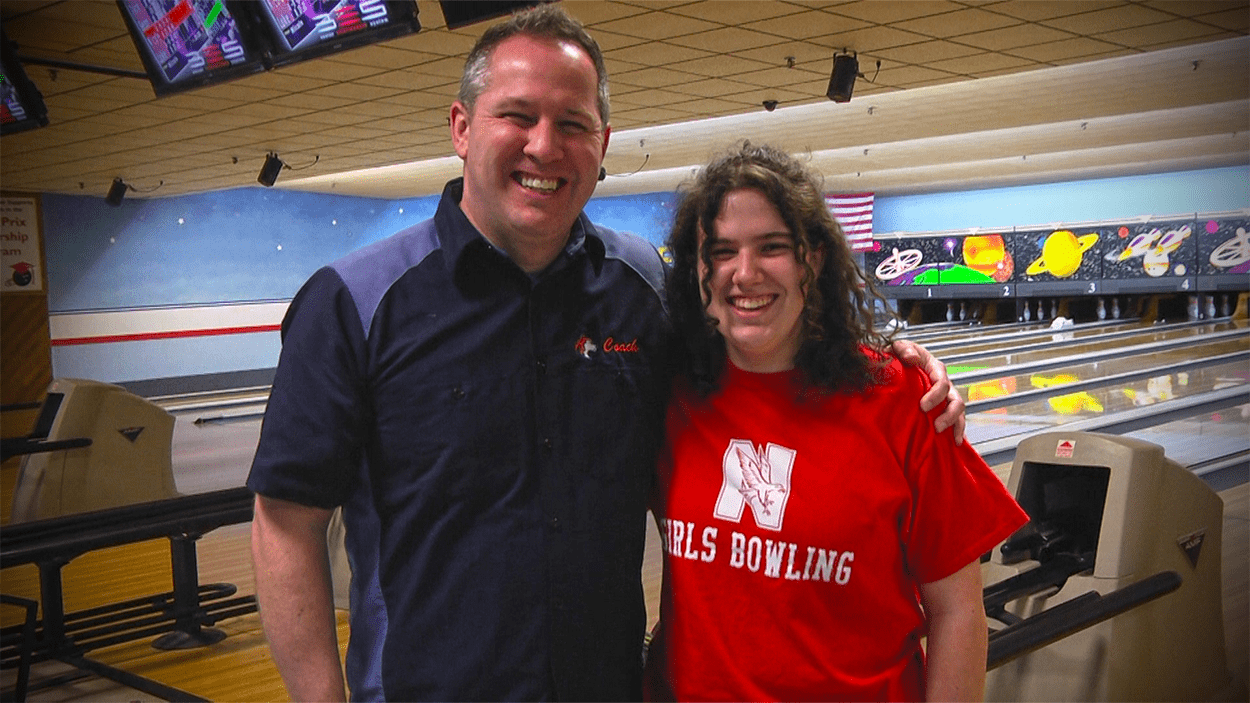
[1209,227,1250,274]
[1112,227,1161,262]
[910,264,995,285]
[1025,230,1099,278]
[875,243,999,285]
[1154,224,1191,256]
[962,234,1014,282]
[875,247,924,282]
[1103,222,1194,279]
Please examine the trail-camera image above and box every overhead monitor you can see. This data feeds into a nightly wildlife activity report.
[116,0,270,96]
[0,30,50,136]
[438,0,544,29]
[240,0,420,69]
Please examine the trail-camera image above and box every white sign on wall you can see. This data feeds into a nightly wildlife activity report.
[1,195,43,293]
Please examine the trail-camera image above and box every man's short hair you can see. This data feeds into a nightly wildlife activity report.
[457,3,610,126]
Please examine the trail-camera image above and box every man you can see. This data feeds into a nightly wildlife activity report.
[248,5,964,701]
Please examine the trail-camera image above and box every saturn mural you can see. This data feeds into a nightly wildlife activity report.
[1025,230,1099,278]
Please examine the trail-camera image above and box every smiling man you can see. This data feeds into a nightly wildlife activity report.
[452,31,609,274]
[248,7,672,701]
[246,5,962,702]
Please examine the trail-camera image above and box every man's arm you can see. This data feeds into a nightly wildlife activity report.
[918,561,987,702]
[252,494,346,702]
[891,339,966,444]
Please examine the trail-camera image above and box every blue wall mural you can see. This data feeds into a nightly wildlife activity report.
[874,166,1249,233]
[45,188,437,312]
[37,165,1249,386]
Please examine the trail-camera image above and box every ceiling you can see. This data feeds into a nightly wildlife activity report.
[1,0,1247,202]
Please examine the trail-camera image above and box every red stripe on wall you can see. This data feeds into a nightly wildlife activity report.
[51,324,282,347]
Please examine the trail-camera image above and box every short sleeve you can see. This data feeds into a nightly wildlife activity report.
[897,366,1029,584]
[246,266,371,509]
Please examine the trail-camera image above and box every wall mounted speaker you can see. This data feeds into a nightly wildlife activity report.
[827,54,859,103]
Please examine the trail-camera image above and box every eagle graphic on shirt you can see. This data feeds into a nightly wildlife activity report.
[735,445,787,516]
[715,439,796,531]
[575,335,599,358]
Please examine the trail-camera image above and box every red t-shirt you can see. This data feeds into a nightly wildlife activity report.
[645,358,1028,702]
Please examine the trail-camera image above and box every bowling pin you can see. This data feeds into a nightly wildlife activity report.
[1111,298,1120,319]
[947,303,955,321]
[1097,298,1106,320]
[1187,295,1198,320]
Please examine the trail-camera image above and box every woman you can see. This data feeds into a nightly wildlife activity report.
[644,142,1027,702]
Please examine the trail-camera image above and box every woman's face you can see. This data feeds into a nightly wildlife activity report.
[698,188,820,373]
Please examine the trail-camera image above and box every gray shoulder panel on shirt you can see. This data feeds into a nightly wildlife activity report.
[593,223,667,307]
[329,218,439,338]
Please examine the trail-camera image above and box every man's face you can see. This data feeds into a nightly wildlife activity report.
[451,34,609,268]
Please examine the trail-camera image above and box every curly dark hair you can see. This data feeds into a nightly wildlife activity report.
[666,141,896,398]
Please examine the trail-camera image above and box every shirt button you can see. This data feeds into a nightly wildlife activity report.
[542,438,554,451]
[451,387,466,400]
[549,517,561,531]
[536,360,546,375]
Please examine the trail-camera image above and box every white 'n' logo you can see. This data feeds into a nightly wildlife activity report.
[713,439,795,531]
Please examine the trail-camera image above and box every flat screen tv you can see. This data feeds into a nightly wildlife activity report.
[116,0,270,96]
[239,0,420,69]
[438,1,544,30]
[0,30,50,136]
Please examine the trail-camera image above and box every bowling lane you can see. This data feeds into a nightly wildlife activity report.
[899,318,1219,358]
[897,320,1051,346]
[158,322,1246,497]
[944,320,1245,371]
[964,359,1249,447]
[1124,403,1250,485]
[959,335,1249,405]
[163,397,267,496]
[979,401,1249,508]
[924,319,1154,357]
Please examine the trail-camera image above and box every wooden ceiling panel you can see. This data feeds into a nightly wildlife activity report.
[1004,37,1126,63]
[604,41,715,67]
[893,7,1024,38]
[955,22,1080,51]
[562,0,651,25]
[657,52,772,78]
[1040,3,1179,34]
[592,10,720,39]
[0,1,1244,200]
[985,1,1126,23]
[829,0,965,24]
[743,10,872,41]
[1097,19,1236,47]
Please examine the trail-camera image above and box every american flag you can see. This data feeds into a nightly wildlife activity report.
[826,193,874,252]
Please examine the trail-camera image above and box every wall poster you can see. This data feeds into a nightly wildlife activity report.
[1,194,45,294]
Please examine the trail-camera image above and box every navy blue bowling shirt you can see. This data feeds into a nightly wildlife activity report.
[248,178,673,701]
